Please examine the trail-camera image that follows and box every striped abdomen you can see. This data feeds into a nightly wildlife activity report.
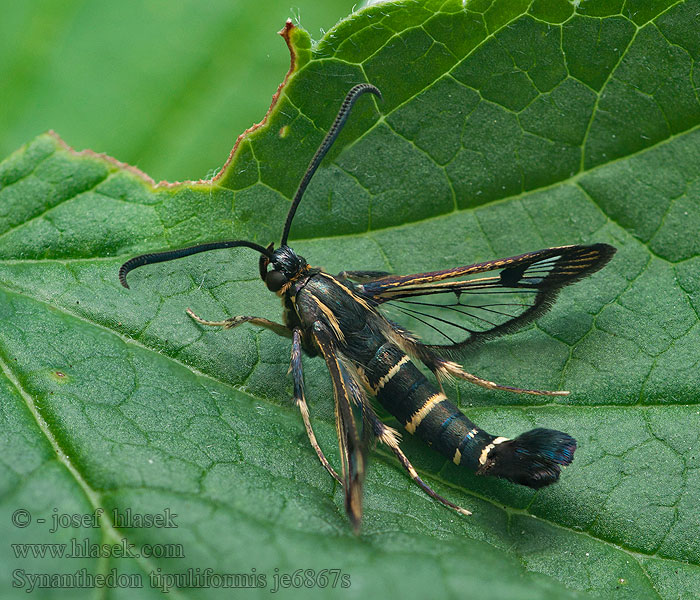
[364,342,496,471]
[363,342,577,488]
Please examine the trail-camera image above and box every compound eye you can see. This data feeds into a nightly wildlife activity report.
[265,270,287,292]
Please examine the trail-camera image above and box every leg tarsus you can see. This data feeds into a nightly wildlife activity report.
[389,442,472,517]
[364,405,472,517]
[186,309,292,338]
[436,359,569,397]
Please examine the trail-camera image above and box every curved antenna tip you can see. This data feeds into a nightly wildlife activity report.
[119,261,136,289]
[117,240,273,290]
[280,82,382,246]
[364,84,383,102]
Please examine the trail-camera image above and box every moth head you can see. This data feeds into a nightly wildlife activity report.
[259,244,307,292]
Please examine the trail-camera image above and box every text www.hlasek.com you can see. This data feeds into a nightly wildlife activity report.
[11,538,184,560]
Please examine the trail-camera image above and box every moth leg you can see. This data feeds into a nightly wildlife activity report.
[365,409,472,517]
[312,322,367,532]
[432,357,569,397]
[386,321,566,396]
[291,328,341,484]
[186,309,292,338]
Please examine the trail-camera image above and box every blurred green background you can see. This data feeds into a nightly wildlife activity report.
[0,0,357,182]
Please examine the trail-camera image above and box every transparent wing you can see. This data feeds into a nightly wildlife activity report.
[358,244,616,354]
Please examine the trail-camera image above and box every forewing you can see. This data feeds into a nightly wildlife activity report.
[358,244,616,355]
[311,323,368,532]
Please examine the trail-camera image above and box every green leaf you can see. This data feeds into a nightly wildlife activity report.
[2,1,700,598]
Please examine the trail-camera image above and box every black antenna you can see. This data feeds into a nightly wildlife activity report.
[119,84,381,289]
[119,240,273,289]
[279,83,382,246]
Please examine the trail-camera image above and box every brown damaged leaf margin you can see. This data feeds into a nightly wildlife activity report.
[47,20,302,189]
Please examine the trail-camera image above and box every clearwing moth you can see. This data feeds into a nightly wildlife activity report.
[119,84,616,531]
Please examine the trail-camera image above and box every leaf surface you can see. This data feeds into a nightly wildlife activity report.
[1,1,700,598]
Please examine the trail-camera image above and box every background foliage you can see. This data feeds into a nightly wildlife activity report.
[0,0,356,181]
[1,1,700,599]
